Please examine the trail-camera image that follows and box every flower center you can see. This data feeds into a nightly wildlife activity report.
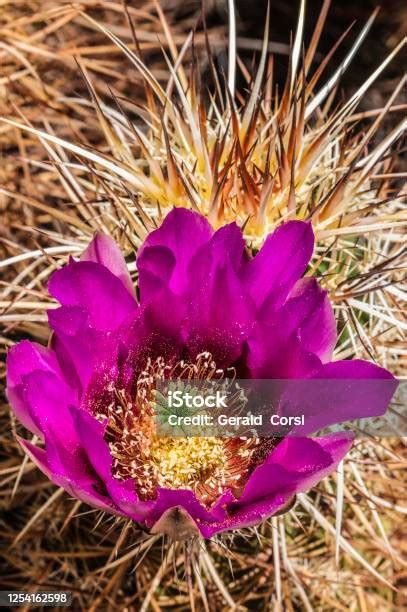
[98,353,263,507]
[149,437,228,491]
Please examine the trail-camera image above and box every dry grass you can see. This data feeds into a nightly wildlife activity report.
[0,1,406,610]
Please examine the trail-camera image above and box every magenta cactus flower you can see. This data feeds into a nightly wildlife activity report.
[6,210,395,539]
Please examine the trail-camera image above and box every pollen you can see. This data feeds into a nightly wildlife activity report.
[150,437,228,490]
